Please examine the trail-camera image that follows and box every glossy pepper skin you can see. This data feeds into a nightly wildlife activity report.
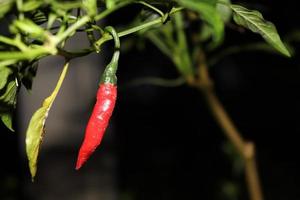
[76,84,117,169]
[76,26,120,170]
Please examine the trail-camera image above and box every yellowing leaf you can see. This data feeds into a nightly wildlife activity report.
[26,62,69,181]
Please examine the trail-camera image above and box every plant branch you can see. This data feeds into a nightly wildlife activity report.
[0,47,49,60]
[119,17,162,37]
[95,8,182,49]
[208,43,281,67]
[136,1,165,17]
[95,0,133,21]
[147,32,173,59]
[190,50,264,200]
[57,48,93,59]
[0,6,183,61]
[124,76,185,88]
[55,15,90,45]
[0,35,28,51]
[95,1,166,22]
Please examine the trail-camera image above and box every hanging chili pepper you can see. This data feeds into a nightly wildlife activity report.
[76,26,120,170]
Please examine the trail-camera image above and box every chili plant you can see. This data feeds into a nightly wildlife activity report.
[0,0,291,199]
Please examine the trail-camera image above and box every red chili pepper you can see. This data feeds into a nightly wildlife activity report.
[76,26,120,170]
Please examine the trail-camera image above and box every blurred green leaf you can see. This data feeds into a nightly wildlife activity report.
[0,79,18,131]
[177,0,224,48]
[26,62,69,181]
[147,31,172,58]
[217,0,232,23]
[220,181,239,200]
[83,0,97,17]
[199,23,213,42]
[0,79,18,108]
[50,0,82,15]
[30,10,48,25]
[21,0,43,12]
[105,0,134,9]
[21,61,39,91]
[106,0,116,9]
[230,4,291,57]
[0,65,13,90]
[1,112,13,131]
[10,18,46,39]
[208,42,290,67]
[284,30,300,43]
[0,0,14,19]
[173,12,194,77]
[199,0,217,6]
[222,141,244,176]
[146,12,194,78]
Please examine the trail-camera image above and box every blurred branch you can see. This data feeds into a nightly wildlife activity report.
[189,50,264,200]
[147,32,173,59]
[208,29,300,67]
[208,43,281,66]
[284,30,300,43]
[123,76,185,89]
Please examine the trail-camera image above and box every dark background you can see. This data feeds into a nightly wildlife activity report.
[1,0,300,199]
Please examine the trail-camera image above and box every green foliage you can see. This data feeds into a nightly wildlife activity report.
[0,0,292,181]
[106,0,118,9]
[0,77,18,132]
[146,12,194,78]
[0,0,14,19]
[20,0,44,12]
[1,112,13,131]
[0,65,13,90]
[21,61,38,90]
[217,0,232,23]
[10,18,46,40]
[83,0,97,17]
[230,4,290,57]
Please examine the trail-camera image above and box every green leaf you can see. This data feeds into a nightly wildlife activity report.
[0,0,14,19]
[0,79,18,109]
[146,13,194,79]
[106,0,117,9]
[230,4,290,57]
[1,112,14,132]
[26,62,69,181]
[199,0,217,6]
[51,1,82,11]
[10,18,46,39]
[173,12,194,77]
[21,61,39,91]
[21,0,44,12]
[176,0,224,47]
[0,65,13,90]
[0,79,18,131]
[200,23,213,42]
[30,10,48,25]
[217,0,232,23]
